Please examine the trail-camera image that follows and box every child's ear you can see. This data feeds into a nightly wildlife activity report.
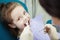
[8,24,16,28]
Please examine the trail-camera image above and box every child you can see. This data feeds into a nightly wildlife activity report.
[0,2,33,40]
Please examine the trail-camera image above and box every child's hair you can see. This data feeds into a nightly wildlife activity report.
[0,2,23,37]
[0,2,20,24]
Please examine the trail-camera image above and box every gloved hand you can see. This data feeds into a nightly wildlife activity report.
[19,25,33,40]
[44,24,59,40]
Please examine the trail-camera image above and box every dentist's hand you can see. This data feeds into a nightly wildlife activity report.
[44,24,59,40]
[19,24,33,40]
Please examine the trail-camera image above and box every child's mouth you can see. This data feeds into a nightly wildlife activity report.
[24,24,27,27]
[24,20,30,27]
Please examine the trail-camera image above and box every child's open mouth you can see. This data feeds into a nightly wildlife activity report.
[24,20,30,27]
[24,24,27,27]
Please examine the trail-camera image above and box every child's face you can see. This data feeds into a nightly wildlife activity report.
[10,5,30,30]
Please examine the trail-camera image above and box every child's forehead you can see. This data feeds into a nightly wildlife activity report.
[11,5,25,19]
[12,6,24,14]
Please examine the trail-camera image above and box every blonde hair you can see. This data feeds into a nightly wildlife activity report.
[0,2,21,37]
[0,2,20,23]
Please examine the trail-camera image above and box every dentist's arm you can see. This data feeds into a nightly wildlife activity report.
[44,24,59,40]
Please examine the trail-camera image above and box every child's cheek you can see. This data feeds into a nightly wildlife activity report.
[15,21,25,29]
